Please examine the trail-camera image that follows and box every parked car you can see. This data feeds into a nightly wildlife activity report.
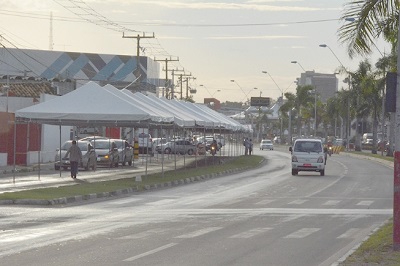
[260,139,274,150]
[54,140,97,170]
[156,139,197,155]
[91,139,120,167]
[111,139,134,166]
[289,138,326,176]
[79,136,109,142]
[138,132,153,155]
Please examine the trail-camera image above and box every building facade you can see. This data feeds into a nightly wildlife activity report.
[296,71,338,102]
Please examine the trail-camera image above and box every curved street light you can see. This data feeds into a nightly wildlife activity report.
[290,61,306,72]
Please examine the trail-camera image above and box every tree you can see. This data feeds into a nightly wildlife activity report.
[280,85,314,137]
[338,0,399,58]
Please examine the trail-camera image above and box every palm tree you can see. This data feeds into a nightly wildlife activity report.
[280,85,314,138]
[338,0,399,58]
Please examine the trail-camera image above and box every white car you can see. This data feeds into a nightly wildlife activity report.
[289,138,326,176]
[260,139,274,150]
[54,140,97,171]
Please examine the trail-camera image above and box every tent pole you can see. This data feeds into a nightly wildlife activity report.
[12,119,16,184]
[145,123,149,177]
[37,123,41,181]
[161,124,164,178]
[59,125,62,177]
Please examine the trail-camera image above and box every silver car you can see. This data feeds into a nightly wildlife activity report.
[156,139,197,155]
[91,139,120,168]
[54,140,97,170]
[111,139,134,166]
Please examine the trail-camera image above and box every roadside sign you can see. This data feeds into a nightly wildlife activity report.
[250,97,270,107]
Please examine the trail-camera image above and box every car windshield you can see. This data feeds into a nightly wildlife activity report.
[92,141,112,149]
[294,141,322,153]
[262,140,272,144]
[61,141,88,151]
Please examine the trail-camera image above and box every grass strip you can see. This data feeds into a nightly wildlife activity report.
[341,220,400,265]
[0,155,264,200]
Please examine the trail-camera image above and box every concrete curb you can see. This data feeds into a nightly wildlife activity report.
[0,159,264,206]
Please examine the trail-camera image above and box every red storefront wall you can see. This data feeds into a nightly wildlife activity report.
[0,113,41,165]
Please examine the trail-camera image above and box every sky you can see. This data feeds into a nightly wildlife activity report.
[0,0,390,104]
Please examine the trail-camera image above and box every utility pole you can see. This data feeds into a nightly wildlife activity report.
[185,76,196,99]
[169,68,185,99]
[155,57,179,98]
[171,70,190,100]
[122,32,155,84]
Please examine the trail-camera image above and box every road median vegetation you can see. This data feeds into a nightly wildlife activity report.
[0,155,264,201]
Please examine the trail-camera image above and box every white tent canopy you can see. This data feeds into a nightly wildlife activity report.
[15,82,155,127]
[123,90,197,128]
[15,82,248,132]
[103,84,174,124]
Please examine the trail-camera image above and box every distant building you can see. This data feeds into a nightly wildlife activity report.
[296,71,338,102]
[0,48,161,95]
[0,48,163,166]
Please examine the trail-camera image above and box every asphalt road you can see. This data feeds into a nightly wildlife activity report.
[0,148,393,266]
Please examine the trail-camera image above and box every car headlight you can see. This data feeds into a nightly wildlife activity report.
[317,156,324,163]
[292,155,298,162]
[104,155,109,159]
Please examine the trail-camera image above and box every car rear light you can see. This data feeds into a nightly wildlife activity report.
[317,156,324,163]
[292,155,298,162]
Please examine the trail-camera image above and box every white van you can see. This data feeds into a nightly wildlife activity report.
[289,138,326,176]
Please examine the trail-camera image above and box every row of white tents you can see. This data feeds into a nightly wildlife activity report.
[15,82,248,133]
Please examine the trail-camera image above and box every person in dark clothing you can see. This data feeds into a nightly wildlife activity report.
[64,140,82,179]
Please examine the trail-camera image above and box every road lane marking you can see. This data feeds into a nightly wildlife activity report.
[357,201,374,206]
[284,228,320,238]
[229,228,272,239]
[107,198,143,205]
[146,199,176,206]
[174,227,222,239]
[337,228,360,239]
[323,200,341,206]
[288,199,308,205]
[255,199,275,205]
[117,228,166,240]
[124,243,177,262]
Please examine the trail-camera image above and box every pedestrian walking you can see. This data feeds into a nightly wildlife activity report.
[249,139,253,155]
[64,140,82,179]
[243,137,249,155]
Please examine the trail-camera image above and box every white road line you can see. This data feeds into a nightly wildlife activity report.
[357,201,374,206]
[146,199,176,206]
[255,199,275,205]
[284,228,320,238]
[323,200,341,206]
[229,228,272,239]
[124,243,177,262]
[337,228,360,239]
[174,227,222,239]
[117,228,166,240]
[288,199,308,205]
[0,229,60,243]
[107,198,143,205]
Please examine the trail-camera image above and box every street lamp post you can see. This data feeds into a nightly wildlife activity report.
[319,43,353,151]
[313,89,317,137]
[291,61,306,72]
[211,90,221,97]
[261,71,284,143]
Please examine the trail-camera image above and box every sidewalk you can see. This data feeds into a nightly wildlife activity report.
[0,154,199,195]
